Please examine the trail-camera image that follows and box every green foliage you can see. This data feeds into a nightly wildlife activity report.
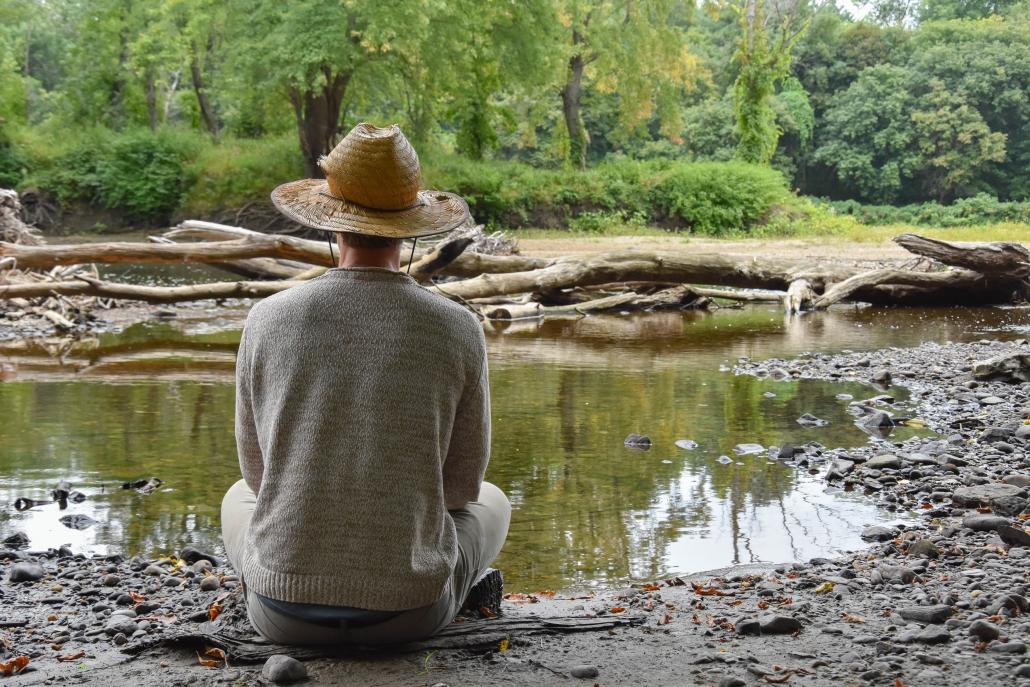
[653,161,790,233]
[425,154,791,234]
[25,129,199,220]
[821,193,1030,226]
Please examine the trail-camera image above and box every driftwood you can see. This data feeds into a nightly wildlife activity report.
[894,233,1030,277]
[125,614,646,663]
[0,275,301,304]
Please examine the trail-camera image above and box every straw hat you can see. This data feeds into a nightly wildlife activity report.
[271,123,469,238]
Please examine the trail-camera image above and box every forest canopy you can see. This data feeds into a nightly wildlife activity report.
[1,0,1029,230]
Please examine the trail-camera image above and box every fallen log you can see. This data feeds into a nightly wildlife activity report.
[0,275,300,304]
[893,234,1030,277]
[427,251,863,302]
[0,234,336,270]
[809,267,1018,309]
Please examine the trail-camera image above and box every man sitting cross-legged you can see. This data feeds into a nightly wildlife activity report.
[220,122,511,645]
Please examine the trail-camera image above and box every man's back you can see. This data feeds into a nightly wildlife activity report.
[233,267,490,612]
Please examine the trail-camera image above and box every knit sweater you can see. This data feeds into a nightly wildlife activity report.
[234,267,491,611]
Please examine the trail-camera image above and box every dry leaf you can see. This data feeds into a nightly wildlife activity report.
[0,656,29,676]
[705,614,715,628]
[534,590,556,597]
[498,639,509,652]
[152,613,178,625]
[659,614,672,626]
[642,583,662,591]
[763,672,793,683]
[204,647,227,663]
[757,601,770,610]
[479,606,498,618]
[691,613,700,625]
[895,679,905,687]
[777,597,794,606]
[610,607,626,613]
[130,591,146,604]
[57,651,85,662]
[843,615,866,623]
[196,653,220,668]
[208,603,223,622]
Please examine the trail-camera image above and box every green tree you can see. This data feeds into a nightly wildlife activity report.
[911,79,1006,201]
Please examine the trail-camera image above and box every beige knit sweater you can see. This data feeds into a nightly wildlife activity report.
[234,267,490,611]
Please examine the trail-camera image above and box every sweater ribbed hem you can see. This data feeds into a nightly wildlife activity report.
[239,535,453,612]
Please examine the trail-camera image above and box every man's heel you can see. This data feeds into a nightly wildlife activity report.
[463,568,504,617]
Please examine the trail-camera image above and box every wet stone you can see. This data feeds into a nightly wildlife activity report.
[760,615,803,634]
[864,454,901,470]
[199,576,220,592]
[963,514,1011,532]
[861,526,895,542]
[988,640,1027,654]
[7,563,45,583]
[899,606,953,624]
[969,619,1001,641]
[953,483,1028,507]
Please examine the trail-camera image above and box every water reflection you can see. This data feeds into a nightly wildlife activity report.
[0,305,1026,591]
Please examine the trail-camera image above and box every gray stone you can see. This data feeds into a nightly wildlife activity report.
[855,410,895,430]
[969,619,1001,641]
[746,664,775,677]
[104,618,138,637]
[898,627,952,644]
[570,665,599,679]
[972,352,1030,383]
[58,514,97,530]
[872,370,892,384]
[998,525,1030,546]
[865,454,902,470]
[831,459,856,475]
[624,434,651,448]
[898,605,952,624]
[982,396,1006,405]
[916,669,944,682]
[993,495,1028,516]
[878,565,917,584]
[953,483,1027,507]
[760,615,803,634]
[143,565,165,576]
[1014,665,1030,678]
[7,562,45,583]
[1016,425,1030,441]
[718,679,747,687]
[906,539,939,558]
[262,655,308,683]
[988,640,1027,654]
[963,514,1011,531]
[861,526,895,542]
[1004,474,1030,488]
[797,414,828,427]
[735,618,761,636]
[980,426,1015,442]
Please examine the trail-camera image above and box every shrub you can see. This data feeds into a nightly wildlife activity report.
[821,193,1030,227]
[26,128,199,221]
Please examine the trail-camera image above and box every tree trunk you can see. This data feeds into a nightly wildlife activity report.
[146,68,157,132]
[190,42,219,139]
[560,37,588,171]
[23,22,31,121]
[290,68,354,179]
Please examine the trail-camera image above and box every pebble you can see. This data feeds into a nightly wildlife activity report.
[969,619,1001,641]
[718,678,746,687]
[759,616,802,634]
[199,576,221,591]
[262,655,308,683]
[898,605,953,624]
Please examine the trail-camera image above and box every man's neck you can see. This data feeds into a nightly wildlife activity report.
[335,241,402,271]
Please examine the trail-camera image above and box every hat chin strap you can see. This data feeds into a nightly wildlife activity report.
[407,239,417,276]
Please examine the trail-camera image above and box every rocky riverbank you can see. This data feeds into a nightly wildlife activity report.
[6,338,1030,686]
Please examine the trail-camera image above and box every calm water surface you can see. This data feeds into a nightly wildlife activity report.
[1,304,1028,592]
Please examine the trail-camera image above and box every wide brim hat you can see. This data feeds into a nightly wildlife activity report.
[271,123,470,239]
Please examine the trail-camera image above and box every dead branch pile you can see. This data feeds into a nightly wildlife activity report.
[1,190,106,334]
[2,201,1029,329]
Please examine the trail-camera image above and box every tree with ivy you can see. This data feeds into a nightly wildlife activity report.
[731,0,821,164]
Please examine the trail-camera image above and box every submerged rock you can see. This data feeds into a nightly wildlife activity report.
[59,514,97,530]
[796,414,828,427]
[675,440,698,450]
[624,434,651,450]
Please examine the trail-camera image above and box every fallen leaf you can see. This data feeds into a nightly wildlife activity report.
[976,507,992,513]
[895,679,905,687]
[204,647,227,663]
[665,602,676,609]
[643,583,662,591]
[57,651,85,662]
[921,504,933,509]
[503,593,524,600]
[725,600,741,606]
[534,590,556,597]
[610,607,626,613]
[814,582,835,594]
[692,613,700,625]
[883,609,892,616]
[843,615,866,623]
[196,653,220,668]
[763,672,793,683]
[705,614,715,628]
[757,601,770,609]
[152,613,178,625]
[777,597,794,606]
[659,614,672,626]
[130,591,146,604]
[498,638,509,653]
[0,656,29,676]
[479,606,498,618]
[208,603,223,622]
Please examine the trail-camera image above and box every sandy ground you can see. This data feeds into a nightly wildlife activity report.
[517,235,913,263]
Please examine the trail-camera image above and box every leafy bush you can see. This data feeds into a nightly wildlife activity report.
[0,141,27,188]
[26,129,199,221]
[423,155,792,234]
[821,193,1030,226]
[182,135,303,214]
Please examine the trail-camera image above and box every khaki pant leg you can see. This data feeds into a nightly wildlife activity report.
[220,479,256,572]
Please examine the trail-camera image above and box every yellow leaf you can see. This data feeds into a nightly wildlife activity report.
[498,639,509,653]
[814,582,835,594]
